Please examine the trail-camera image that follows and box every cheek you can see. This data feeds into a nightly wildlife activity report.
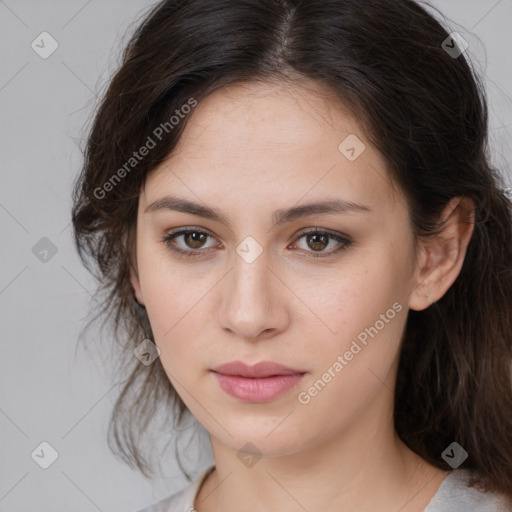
[313,254,407,343]
[295,278,406,430]
[135,246,180,329]
[137,234,198,324]
[136,244,217,377]
[298,247,410,394]
[136,225,412,382]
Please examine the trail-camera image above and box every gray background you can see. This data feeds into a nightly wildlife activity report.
[1,1,511,511]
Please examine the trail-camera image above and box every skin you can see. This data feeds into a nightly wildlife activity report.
[130,79,474,512]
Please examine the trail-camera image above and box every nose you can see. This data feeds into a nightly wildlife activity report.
[216,252,290,341]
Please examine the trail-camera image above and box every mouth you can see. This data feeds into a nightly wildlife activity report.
[210,361,306,403]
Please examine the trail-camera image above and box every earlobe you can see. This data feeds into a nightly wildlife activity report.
[409,196,475,312]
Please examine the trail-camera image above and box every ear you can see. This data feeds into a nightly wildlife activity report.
[409,196,475,311]
[124,230,145,306]
[129,260,145,306]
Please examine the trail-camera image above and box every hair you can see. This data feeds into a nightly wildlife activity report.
[71,0,512,500]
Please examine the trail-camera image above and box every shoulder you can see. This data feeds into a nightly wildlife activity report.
[424,469,512,512]
[135,466,215,512]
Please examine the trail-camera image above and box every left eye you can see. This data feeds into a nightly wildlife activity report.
[162,228,351,258]
[292,230,350,256]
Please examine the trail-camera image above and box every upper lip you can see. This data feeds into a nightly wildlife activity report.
[211,361,305,378]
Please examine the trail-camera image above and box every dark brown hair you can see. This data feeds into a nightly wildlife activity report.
[71,0,512,499]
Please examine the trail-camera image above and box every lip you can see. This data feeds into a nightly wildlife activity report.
[211,361,306,403]
[212,361,304,378]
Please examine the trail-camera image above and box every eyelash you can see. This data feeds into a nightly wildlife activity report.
[161,227,352,259]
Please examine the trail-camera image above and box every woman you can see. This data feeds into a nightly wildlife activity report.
[71,0,512,510]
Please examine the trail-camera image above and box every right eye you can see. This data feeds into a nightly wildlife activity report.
[161,227,220,257]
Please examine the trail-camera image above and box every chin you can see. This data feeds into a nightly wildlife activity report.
[208,417,311,457]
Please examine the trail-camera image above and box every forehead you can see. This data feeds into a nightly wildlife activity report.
[158,80,369,163]
[144,80,399,215]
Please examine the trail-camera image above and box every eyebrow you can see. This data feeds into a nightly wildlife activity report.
[144,195,371,227]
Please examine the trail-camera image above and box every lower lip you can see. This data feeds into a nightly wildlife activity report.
[212,372,305,403]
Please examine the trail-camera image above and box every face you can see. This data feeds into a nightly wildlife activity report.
[130,80,420,457]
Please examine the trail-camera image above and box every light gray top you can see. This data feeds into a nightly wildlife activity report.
[137,466,512,511]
